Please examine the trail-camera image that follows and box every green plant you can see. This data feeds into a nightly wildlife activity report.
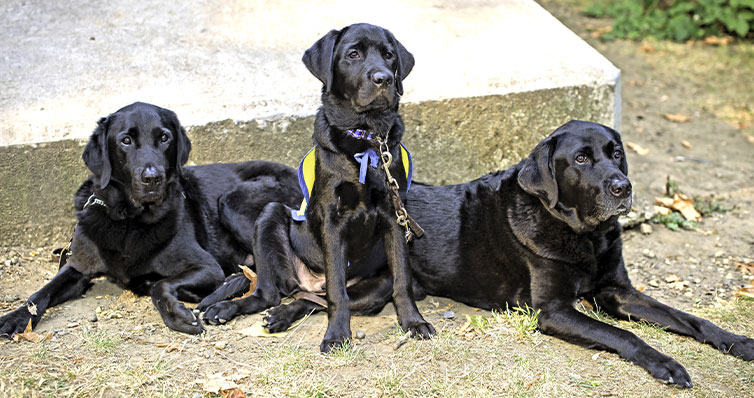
[651,211,698,231]
[503,304,541,339]
[585,0,754,41]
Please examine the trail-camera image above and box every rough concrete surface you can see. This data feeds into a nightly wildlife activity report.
[0,0,619,245]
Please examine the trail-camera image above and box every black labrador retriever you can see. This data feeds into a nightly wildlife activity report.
[0,102,301,337]
[201,23,435,352]
[209,120,754,386]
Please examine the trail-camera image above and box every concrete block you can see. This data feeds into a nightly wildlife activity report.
[0,0,619,246]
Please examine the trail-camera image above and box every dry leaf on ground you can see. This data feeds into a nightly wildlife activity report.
[655,194,702,221]
[640,43,655,53]
[736,261,754,274]
[11,319,51,343]
[221,388,246,398]
[735,284,754,299]
[197,372,238,394]
[155,341,182,353]
[235,321,288,338]
[664,113,691,123]
[681,140,692,149]
[704,36,732,46]
[625,141,650,155]
[237,265,258,300]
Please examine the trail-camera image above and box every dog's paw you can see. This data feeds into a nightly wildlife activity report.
[402,319,436,340]
[0,307,34,339]
[717,333,754,361]
[637,350,692,388]
[202,300,240,325]
[160,302,203,335]
[320,335,350,353]
[263,306,296,333]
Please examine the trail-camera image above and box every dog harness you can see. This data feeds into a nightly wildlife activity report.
[291,129,413,221]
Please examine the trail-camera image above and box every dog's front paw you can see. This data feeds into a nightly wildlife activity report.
[636,349,692,388]
[717,333,754,361]
[404,320,436,340]
[264,305,296,333]
[320,335,350,353]
[202,300,240,325]
[159,302,203,335]
[0,307,35,339]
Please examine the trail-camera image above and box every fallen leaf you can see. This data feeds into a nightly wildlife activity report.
[197,372,239,394]
[12,320,51,343]
[637,285,646,292]
[640,43,655,53]
[736,261,754,274]
[235,321,288,338]
[579,299,594,311]
[236,265,258,300]
[665,274,680,283]
[681,140,692,149]
[155,341,182,353]
[625,141,650,155]
[655,194,702,222]
[704,36,732,46]
[654,205,673,216]
[72,357,84,363]
[221,388,246,398]
[735,285,754,299]
[664,113,691,123]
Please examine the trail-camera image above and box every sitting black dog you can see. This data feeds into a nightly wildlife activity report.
[208,120,754,386]
[201,23,435,352]
[0,102,301,337]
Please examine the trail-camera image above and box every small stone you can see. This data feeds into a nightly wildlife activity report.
[193,393,203,398]
[693,278,701,284]
[443,311,455,319]
[214,341,227,350]
[714,251,724,258]
[66,322,79,328]
[640,223,653,234]
[88,313,98,323]
[665,274,680,283]
[3,260,11,267]
[591,353,600,360]
[355,330,366,340]
[649,279,660,287]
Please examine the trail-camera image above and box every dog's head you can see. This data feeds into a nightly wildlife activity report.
[82,102,191,209]
[302,23,414,112]
[517,120,632,233]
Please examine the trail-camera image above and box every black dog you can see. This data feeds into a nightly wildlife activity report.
[201,23,434,352]
[0,102,301,337]
[212,120,754,386]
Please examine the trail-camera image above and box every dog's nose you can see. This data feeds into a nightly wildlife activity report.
[608,178,632,198]
[141,167,163,187]
[371,71,393,87]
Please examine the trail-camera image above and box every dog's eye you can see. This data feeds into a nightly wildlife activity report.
[613,150,623,160]
[160,133,170,143]
[348,50,360,59]
[121,136,132,145]
[384,52,394,59]
[575,154,588,164]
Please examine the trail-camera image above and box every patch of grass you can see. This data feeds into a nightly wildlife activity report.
[502,303,540,340]
[325,339,365,364]
[292,381,332,398]
[693,194,732,216]
[84,329,120,353]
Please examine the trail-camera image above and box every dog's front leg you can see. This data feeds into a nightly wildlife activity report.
[151,264,224,334]
[594,285,754,361]
[537,301,692,387]
[0,264,91,338]
[320,222,351,353]
[382,224,435,339]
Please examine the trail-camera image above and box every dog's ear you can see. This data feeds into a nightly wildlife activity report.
[82,116,112,189]
[517,136,558,208]
[302,29,341,93]
[384,29,414,96]
[162,109,191,176]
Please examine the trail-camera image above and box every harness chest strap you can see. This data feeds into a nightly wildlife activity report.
[290,143,413,221]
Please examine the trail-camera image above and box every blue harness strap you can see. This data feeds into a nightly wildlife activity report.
[290,143,413,221]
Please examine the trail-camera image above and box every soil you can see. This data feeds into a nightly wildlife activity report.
[1,1,753,397]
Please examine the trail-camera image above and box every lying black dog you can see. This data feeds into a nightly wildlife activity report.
[201,23,435,352]
[0,102,301,337]
[209,120,754,386]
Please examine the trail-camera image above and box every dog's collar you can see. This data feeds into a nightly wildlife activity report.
[83,194,109,209]
[345,129,375,141]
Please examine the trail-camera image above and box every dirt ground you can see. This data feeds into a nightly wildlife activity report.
[1,1,754,397]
